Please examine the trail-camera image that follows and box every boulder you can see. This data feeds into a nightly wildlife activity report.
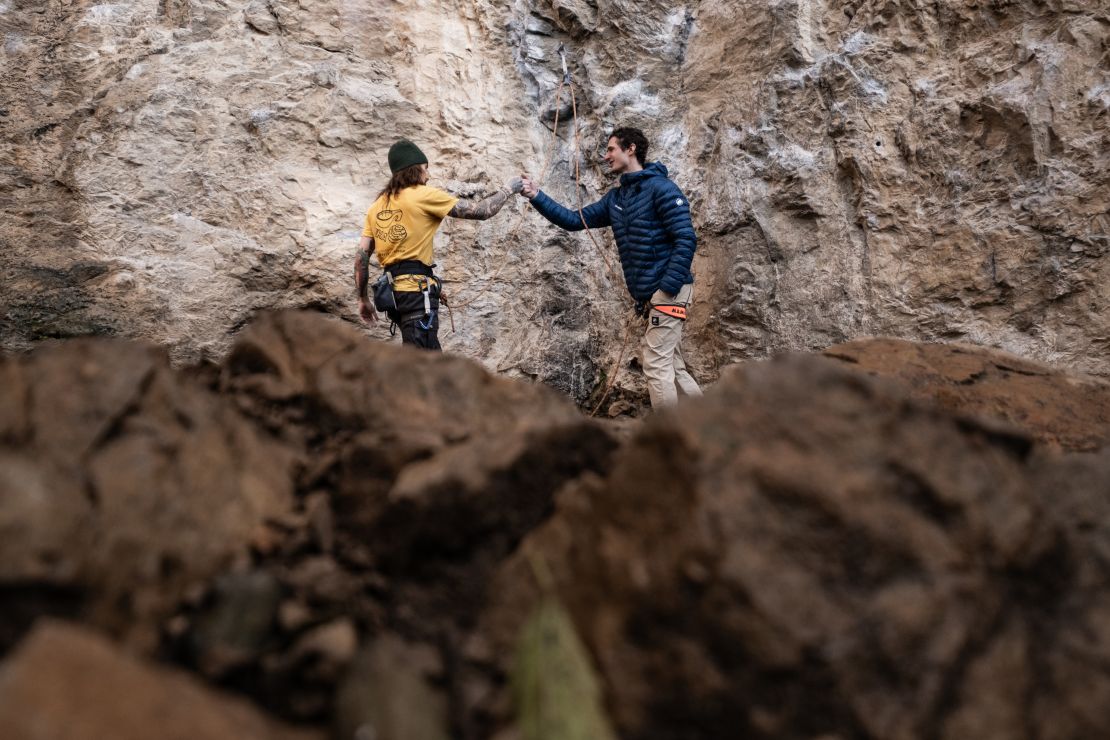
[198,311,621,722]
[825,338,1110,451]
[0,338,298,651]
[0,621,321,740]
[221,311,618,581]
[475,353,1110,740]
[333,635,450,740]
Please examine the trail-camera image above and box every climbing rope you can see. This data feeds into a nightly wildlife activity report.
[558,45,638,417]
[444,78,568,313]
[446,42,638,417]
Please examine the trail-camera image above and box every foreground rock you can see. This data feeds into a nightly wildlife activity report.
[0,338,298,652]
[5,317,1110,738]
[1033,448,1110,566]
[221,311,617,580]
[473,353,1110,740]
[0,621,321,740]
[167,311,618,723]
[825,337,1110,451]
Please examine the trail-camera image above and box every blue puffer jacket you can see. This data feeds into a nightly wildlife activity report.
[529,162,697,302]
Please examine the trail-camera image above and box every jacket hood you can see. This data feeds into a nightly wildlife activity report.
[620,161,668,186]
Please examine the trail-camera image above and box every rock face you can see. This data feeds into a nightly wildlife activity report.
[472,354,1110,740]
[2,0,1107,406]
[678,0,1110,380]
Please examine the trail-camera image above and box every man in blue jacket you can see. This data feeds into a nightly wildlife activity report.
[519,127,703,408]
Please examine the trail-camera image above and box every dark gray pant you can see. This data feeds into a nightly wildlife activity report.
[392,290,441,351]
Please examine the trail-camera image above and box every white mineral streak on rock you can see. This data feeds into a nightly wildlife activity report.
[1,0,1107,399]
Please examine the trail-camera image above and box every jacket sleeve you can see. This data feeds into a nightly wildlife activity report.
[529,190,612,231]
[655,181,697,296]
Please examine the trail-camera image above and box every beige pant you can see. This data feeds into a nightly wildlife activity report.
[642,283,703,408]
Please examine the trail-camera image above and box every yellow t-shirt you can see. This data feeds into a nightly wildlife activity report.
[362,185,458,292]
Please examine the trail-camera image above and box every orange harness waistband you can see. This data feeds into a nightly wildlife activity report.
[652,303,688,321]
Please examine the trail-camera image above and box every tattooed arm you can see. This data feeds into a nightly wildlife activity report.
[447,177,524,221]
[354,235,376,324]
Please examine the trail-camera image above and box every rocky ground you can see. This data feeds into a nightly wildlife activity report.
[3,309,1110,739]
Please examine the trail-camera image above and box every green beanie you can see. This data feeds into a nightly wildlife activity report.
[388,139,428,173]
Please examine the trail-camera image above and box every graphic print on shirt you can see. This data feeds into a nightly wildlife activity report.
[374,209,408,244]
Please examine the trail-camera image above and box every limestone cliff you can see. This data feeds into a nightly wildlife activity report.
[2,0,1107,404]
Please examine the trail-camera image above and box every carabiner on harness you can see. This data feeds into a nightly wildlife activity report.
[416,275,439,330]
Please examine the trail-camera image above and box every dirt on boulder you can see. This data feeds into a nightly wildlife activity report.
[824,338,1110,452]
[219,310,619,582]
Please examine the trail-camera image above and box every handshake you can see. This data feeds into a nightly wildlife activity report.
[504,175,539,200]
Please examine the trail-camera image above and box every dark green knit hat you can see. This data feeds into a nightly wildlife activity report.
[388,139,428,173]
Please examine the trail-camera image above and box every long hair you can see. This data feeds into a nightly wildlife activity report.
[377,164,426,203]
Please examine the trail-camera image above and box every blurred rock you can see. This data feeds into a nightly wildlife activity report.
[222,311,619,581]
[0,338,298,652]
[333,635,449,740]
[0,620,321,740]
[283,556,361,604]
[475,353,1110,740]
[1033,449,1110,564]
[288,618,358,668]
[3,308,1110,739]
[190,570,283,678]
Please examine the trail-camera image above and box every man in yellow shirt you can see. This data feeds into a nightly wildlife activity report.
[354,140,522,350]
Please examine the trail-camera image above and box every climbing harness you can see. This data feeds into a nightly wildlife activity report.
[377,259,442,336]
